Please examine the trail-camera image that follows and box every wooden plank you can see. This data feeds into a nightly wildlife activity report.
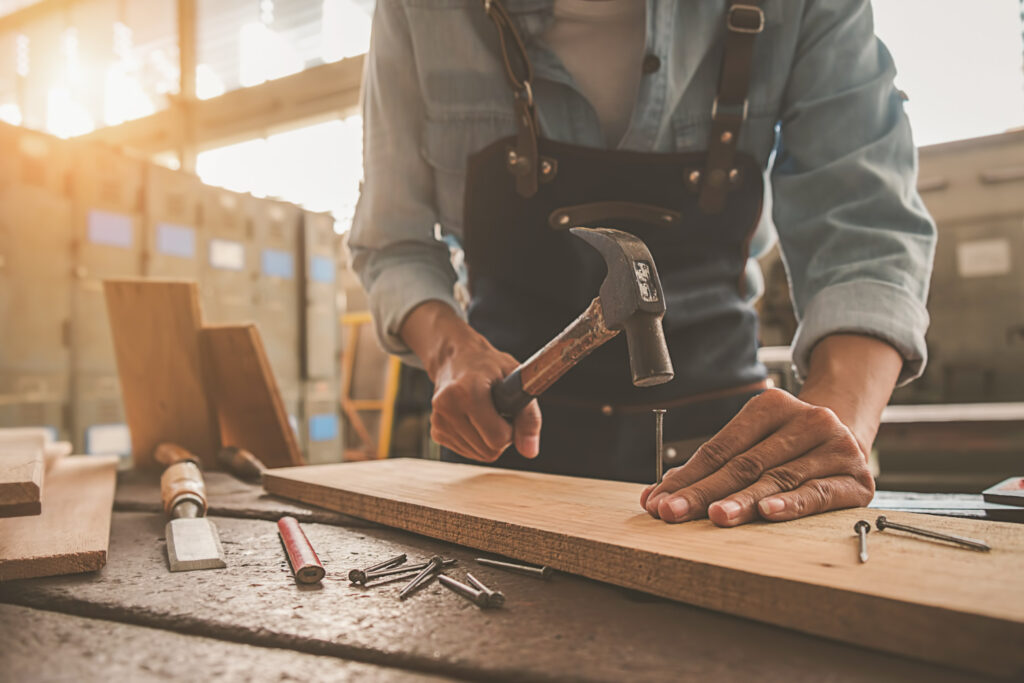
[202,325,303,468]
[103,280,221,469]
[264,459,1024,678]
[0,448,43,517]
[0,455,117,581]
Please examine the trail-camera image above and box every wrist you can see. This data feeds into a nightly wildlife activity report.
[797,334,902,455]
[400,300,489,380]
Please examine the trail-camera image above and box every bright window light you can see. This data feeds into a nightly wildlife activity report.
[239,22,304,88]
[872,0,1024,145]
[0,103,22,126]
[196,64,226,100]
[46,85,94,138]
[321,0,372,64]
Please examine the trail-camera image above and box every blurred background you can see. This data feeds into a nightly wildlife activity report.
[0,0,1022,491]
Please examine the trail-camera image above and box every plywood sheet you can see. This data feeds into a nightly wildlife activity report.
[202,325,303,468]
[0,448,43,517]
[104,280,221,469]
[0,455,117,581]
[264,459,1024,678]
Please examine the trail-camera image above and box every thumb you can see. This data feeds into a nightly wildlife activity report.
[513,399,542,459]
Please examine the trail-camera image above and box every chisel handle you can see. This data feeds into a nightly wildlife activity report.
[161,460,208,518]
[217,446,267,481]
[154,442,200,467]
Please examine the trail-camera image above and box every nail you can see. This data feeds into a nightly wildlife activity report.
[438,575,493,608]
[716,500,741,520]
[466,572,506,608]
[348,553,407,584]
[666,497,690,520]
[475,557,552,579]
[523,436,539,457]
[398,555,444,600]
[760,497,785,515]
[355,558,456,585]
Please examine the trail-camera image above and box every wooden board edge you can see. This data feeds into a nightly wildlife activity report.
[263,471,1024,679]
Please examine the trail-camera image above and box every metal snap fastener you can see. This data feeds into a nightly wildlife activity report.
[600,405,614,417]
[642,54,661,75]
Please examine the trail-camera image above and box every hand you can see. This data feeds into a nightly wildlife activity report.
[401,300,542,462]
[431,343,542,461]
[639,388,875,526]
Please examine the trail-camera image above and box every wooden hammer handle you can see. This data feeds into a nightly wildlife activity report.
[160,461,208,517]
[491,297,619,419]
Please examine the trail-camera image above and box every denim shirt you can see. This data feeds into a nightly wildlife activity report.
[349,0,936,384]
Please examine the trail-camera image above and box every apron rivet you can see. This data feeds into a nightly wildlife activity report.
[665,447,678,460]
[557,214,570,225]
[688,170,701,185]
[601,405,614,417]
[540,160,553,175]
[661,214,673,222]
[720,130,734,144]
[507,149,519,165]
[728,168,740,183]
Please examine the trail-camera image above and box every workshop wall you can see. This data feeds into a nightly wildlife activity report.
[0,120,343,461]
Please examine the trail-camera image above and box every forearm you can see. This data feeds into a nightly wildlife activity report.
[400,300,492,381]
[797,333,902,456]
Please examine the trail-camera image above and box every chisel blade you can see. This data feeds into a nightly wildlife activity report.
[165,518,227,572]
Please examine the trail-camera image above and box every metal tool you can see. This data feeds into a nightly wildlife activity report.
[491,227,675,419]
[353,557,457,585]
[854,520,870,563]
[217,446,267,482]
[875,515,991,552]
[159,444,226,572]
[348,553,407,584]
[399,555,445,600]
[438,574,497,608]
[466,572,506,608]
[277,516,325,584]
[653,408,666,484]
[476,557,552,579]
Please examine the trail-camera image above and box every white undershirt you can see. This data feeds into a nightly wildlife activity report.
[542,0,647,147]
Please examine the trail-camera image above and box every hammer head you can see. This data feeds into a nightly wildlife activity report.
[570,227,675,387]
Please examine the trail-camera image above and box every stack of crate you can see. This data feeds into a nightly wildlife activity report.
[298,211,342,463]
[68,140,145,454]
[0,124,72,440]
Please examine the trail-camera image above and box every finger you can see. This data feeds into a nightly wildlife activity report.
[707,443,869,527]
[644,389,800,513]
[513,399,542,458]
[432,414,490,462]
[640,484,656,508]
[467,399,514,455]
[654,415,834,523]
[457,415,505,462]
[757,475,873,522]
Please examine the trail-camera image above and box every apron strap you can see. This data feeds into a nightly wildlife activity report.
[482,0,541,197]
[698,1,764,214]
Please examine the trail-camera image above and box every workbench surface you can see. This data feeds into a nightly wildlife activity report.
[0,472,999,682]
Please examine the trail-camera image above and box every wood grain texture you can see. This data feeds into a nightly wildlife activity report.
[202,325,303,468]
[103,280,221,469]
[0,448,43,517]
[264,459,1024,678]
[0,455,117,581]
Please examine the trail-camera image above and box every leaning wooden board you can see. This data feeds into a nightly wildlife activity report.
[0,455,117,581]
[104,280,221,469]
[264,459,1024,677]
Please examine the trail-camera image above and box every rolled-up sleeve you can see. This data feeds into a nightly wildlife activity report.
[771,0,936,386]
[348,0,461,362]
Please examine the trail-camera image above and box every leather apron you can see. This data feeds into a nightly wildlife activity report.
[442,0,770,482]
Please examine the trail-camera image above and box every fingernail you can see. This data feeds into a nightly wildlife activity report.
[666,497,690,519]
[717,500,741,520]
[523,436,539,458]
[760,498,785,515]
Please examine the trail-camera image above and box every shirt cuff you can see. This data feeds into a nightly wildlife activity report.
[790,280,930,387]
[367,262,462,365]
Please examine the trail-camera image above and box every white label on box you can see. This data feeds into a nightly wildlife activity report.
[209,238,245,270]
[957,238,1012,278]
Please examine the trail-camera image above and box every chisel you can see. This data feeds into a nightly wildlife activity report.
[158,443,227,572]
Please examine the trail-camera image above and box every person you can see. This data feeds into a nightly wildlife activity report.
[349,0,936,527]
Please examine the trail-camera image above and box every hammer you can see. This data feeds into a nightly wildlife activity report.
[491,227,675,419]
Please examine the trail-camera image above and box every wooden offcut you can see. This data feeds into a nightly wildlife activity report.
[0,448,43,517]
[202,325,303,468]
[104,280,221,469]
[0,455,117,581]
[264,459,1024,677]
